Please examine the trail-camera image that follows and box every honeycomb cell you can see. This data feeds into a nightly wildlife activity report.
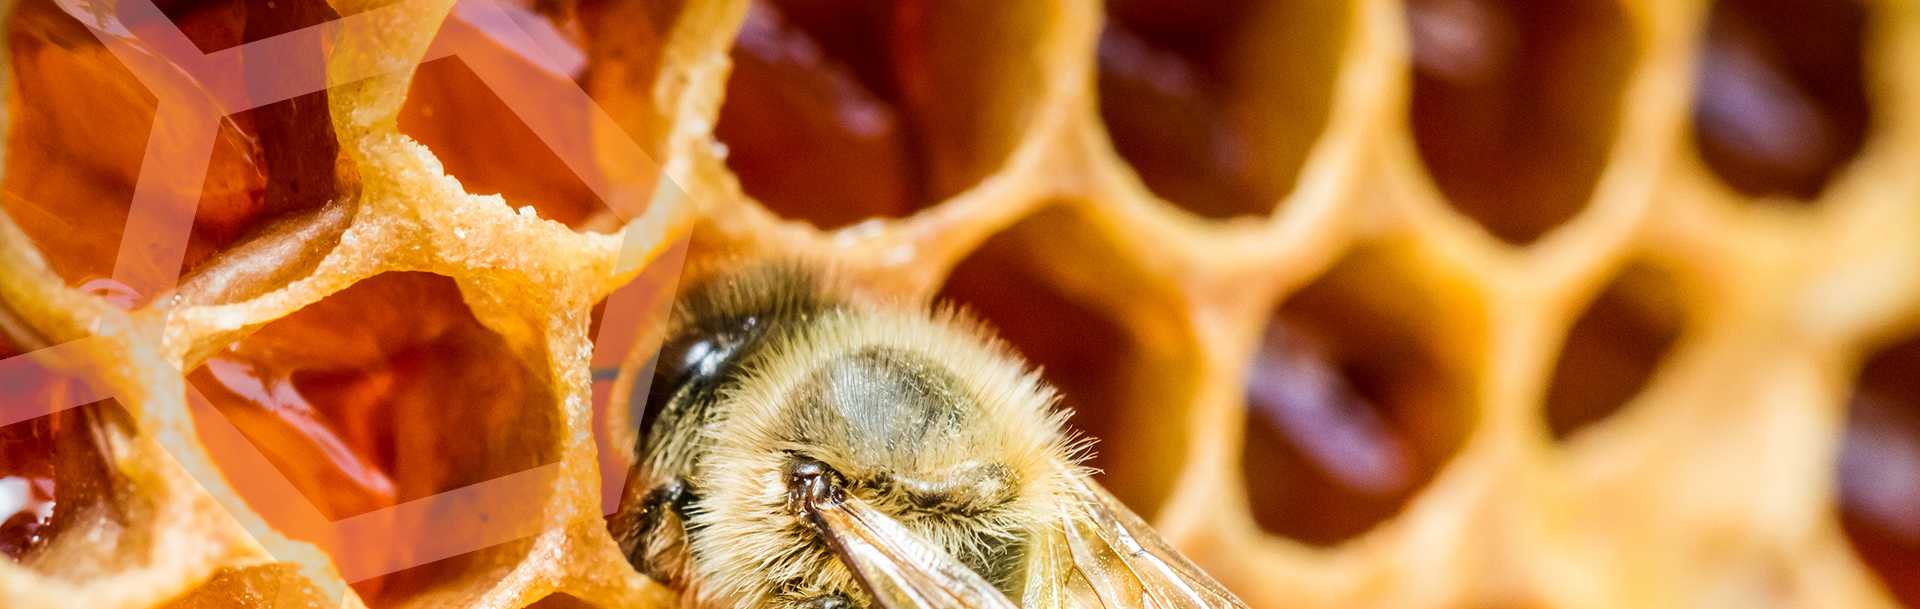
[1542,263,1685,440]
[1098,0,1348,218]
[1838,335,1920,607]
[0,401,132,567]
[232,0,348,223]
[939,207,1197,519]
[186,272,556,517]
[1242,246,1479,546]
[182,272,558,601]
[4,0,270,296]
[714,0,1051,229]
[162,0,353,308]
[1691,0,1868,201]
[400,54,607,228]
[1406,0,1635,245]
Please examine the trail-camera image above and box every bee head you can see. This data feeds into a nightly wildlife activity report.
[787,346,1021,518]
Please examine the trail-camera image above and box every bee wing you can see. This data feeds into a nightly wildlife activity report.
[1022,479,1249,609]
[809,491,1021,609]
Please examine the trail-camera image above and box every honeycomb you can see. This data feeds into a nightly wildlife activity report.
[2,0,1920,607]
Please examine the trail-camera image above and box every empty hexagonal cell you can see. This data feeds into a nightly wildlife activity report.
[183,272,559,601]
[401,53,609,228]
[4,0,285,301]
[1098,0,1349,218]
[1691,0,1869,201]
[1542,263,1686,440]
[715,0,1052,229]
[1838,334,1920,607]
[1406,0,1635,244]
[0,400,134,568]
[1242,246,1480,545]
[939,208,1198,519]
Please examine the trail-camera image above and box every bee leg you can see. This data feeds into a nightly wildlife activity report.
[623,477,696,574]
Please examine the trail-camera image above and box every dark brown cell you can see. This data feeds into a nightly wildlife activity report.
[715,0,923,229]
[1406,0,1635,244]
[1242,247,1477,545]
[1692,0,1869,201]
[1543,264,1685,440]
[1098,0,1348,218]
[715,0,1046,229]
[939,208,1196,520]
[1838,335,1920,607]
[182,272,557,603]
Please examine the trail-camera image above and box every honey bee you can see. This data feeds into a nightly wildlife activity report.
[611,264,1246,609]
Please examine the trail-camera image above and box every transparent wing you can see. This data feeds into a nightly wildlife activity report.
[808,490,1021,609]
[1022,479,1249,609]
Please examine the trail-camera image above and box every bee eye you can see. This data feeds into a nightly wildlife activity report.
[658,316,762,385]
[682,339,719,375]
[654,335,703,383]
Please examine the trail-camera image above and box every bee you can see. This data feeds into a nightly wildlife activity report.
[612,264,1246,609]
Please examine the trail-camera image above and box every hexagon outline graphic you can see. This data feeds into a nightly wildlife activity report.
[0,0,690,594]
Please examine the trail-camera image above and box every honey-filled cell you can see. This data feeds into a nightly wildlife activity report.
[1098,0,1348,218]
[1543,263,1686,440]
[1839,335,1920,607]
[183,272,558,603]
[1241,246,1480,545]
[1692,0,1869,202]
[1406,0,1635,244]
[0,400,134,570]
[715,0,1052,229]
